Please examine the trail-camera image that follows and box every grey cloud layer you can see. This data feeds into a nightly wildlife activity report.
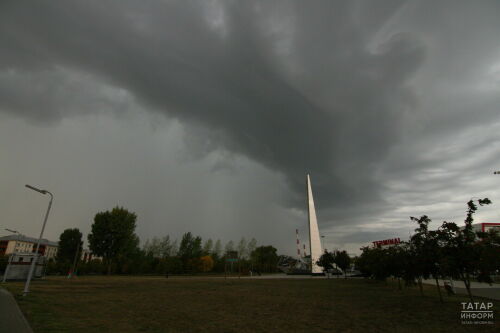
[0,1,423,205]
[1,0,500,244]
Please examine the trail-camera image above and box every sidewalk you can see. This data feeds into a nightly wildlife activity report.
[422,279,500,300]
[0,288,33,333]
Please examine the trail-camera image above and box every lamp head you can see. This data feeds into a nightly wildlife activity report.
[25,184,47,194]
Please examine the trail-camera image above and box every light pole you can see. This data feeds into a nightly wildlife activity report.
[23,184,53,296]
[68,242,81,278]
[2,229,21,283]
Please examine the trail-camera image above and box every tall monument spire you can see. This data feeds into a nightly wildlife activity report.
[307,174,323,274]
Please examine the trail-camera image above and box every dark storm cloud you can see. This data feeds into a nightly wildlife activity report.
[1,0,500,245]
[0,0,422,211]
[0,67,136,123]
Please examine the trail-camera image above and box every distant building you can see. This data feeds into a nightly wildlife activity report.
[0,235,58,259]
[3,253,46,280]
[463,222,500,234]
[80,248,101,262]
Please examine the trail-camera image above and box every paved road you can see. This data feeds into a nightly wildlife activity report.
[0,288,33,333]
[242,273,323,279]
[422,279,500,300]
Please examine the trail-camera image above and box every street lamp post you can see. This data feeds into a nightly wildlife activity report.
[68,242,81,278]
[2,229,21,283]
[23,184,53,296]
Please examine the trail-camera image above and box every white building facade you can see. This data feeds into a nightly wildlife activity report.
[0,235,58,259]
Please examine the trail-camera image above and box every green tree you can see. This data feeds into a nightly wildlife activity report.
[57,228,83,264]
[438,198,492,302]
[474,229,500,283]
[88,207,139,275]
[211,239,223,271]
[202,238,213,256]
[237,237,247,259]
[251,245,278,273]
[144,235,175,258]
[177,232,203,273]
[356,246,390,280]
[143,237,161,258]
[334,250,351,279]
[224,240,235,253]
[247,238,257,257]
[170,239,179,256]
[246,238,257,271]
[399,242,422,292]
[212,239,222,260]
[317,250,335,275]
[385,246,407,289]
[159,236,176,258]
[165,256,183,274]
[410,215,443,302]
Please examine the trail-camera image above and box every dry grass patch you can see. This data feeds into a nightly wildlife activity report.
[3,276,498,332]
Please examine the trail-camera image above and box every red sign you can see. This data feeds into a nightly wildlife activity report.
[372,238,401,247]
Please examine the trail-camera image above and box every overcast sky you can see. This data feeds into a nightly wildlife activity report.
[1,0,499,255]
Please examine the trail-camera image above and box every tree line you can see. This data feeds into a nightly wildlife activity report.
[48,206,280,276]
[353,199,499,302]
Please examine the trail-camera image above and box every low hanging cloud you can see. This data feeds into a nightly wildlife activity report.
[0,1,423,202]
[1,0,500,251]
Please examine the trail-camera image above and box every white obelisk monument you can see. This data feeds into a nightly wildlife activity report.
[307,174,323,274]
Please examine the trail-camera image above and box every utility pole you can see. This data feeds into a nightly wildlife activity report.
[23,184,53,296]
[69,242,81,278]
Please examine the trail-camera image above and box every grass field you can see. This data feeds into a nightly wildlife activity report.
[3,276,498,333]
